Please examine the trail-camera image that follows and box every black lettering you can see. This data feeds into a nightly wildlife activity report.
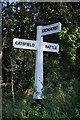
[51,46,54,49]
[52,27,54,30]
[42,29,47,33]
[17,42,22,45]
[32,43,35,47]
[55,46,57,50]
[29,43,31,47]
[42,25,58,33]
[27,43,30,46]
[15,41,19,45]
[47,28,51,31]
[45,45,48,48]
[54,26,58,30]
[51,46,57,50]
[49,45,52,49]
[15,41,35,47]
[23,42,26,45]
[45,45,57,50]
[45,45,51,48]
[26,43,35,47]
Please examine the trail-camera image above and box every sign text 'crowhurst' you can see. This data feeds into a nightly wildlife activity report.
[41,22,61,36]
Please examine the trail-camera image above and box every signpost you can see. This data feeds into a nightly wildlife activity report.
[13,38,37,50]
[13,22,61,99]
[41,22,61,36]
[43,42,59,52]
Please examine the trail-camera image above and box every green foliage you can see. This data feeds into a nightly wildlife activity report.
[2,2,80,119]
[2,94,80,119]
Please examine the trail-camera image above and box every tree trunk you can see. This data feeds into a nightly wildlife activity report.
[11,58,15,102]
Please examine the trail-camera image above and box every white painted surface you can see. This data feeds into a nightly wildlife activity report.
[13,38,37,50]
[33,26,44,99]
[43,42,59,52]
[41,22,61,36]
[13,22,61,100]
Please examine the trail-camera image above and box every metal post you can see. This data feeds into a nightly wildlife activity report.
[33,25,44,99]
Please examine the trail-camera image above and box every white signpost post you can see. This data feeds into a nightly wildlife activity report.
[13,22,61,99]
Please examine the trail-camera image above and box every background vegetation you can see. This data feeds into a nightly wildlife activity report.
[2,2,80,119]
